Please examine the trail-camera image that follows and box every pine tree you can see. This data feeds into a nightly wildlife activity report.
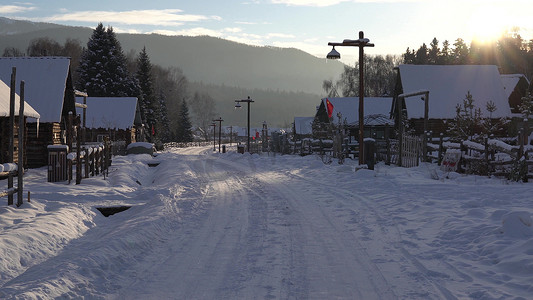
[136,47,157,131]
[438,40,451,64]
[428,38,440,64]
[176,98,193,143]
[415,43,428,64]
[403,47,415,64]
[157,90,172,143]
[453,38,469,64]
[77,23,138,97]
[448,91,482,141]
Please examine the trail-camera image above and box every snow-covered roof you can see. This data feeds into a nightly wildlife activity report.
[364,114,394,126]
[76,97,138,130]
[294,117,314,135]
[398,64,511,119]
[501,74,529,100]
[0,79,40,118]
[321,97,393,125]
[0,57,71,123]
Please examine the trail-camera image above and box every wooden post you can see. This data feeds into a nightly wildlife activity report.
[83,95,87,144]
[385,124,391,165]
[76,123,82,184]
[95,147,99,175]
[84,147,90,178]
[91,147,95,177]
[8,67,16,206]
[484,135,490,176]
[17,81,25,207]
[397,96,404,167]
[67,112,73,151]
[68,159,72,184]
[438,133,444,165]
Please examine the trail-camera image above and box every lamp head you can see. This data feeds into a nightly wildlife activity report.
[326,46,341,60]
[234,101,242,109]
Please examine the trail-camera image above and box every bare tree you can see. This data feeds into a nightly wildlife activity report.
[2,47,24,57]
[26,37,62,56]
[189,91,217,141]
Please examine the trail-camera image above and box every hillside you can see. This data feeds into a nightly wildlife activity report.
[0,17,344,95]
[189,82,320,128]
[0,17,341,126]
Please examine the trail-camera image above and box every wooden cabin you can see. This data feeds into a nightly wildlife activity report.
[293,117,314,140]
[75,97,140,147]
[0,57,76,168]
[314,97,394,139]
[0,79,40,167]
[501,74,530,114]
[392,64,512,136]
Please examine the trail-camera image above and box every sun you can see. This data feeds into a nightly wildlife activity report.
[467,6,508,44]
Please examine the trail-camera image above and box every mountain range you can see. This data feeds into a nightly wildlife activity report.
[0,17,345,127]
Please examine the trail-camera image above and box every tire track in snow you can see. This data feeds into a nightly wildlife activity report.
[285,167,459,299]
[215,155,398,299]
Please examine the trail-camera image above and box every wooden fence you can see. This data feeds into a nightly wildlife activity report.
[48,140,111,184]
[430,139,532,178]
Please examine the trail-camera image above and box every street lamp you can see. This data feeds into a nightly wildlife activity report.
[212,117,223,152]
[235,96,255,152]
[327,31,374,165]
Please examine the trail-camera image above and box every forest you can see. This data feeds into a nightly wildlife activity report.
[326,30,533,98]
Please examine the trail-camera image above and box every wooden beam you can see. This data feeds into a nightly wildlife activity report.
[75,102,88,109]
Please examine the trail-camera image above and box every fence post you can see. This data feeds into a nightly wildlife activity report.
[385,124,390,165]
[422,131,428,162]
[17,81,25,207]
[76,124,82,185]
[8,68,15,205]
[397,97,404,167]
[484,135,491,176]
[84,147,89,178]
[91,147,95,177]
[438,133,444,165]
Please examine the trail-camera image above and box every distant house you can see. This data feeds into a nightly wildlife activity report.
[75,97,140,145]
[0,79,40,166]
[393,64,512,135]
[315,97,394,139]
[501,74,530,114]
[0,57,77,167]
[293,117,314,139]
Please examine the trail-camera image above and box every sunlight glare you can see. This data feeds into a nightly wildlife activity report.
[468,6,508,44]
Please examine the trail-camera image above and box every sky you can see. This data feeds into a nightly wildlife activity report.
[1,0,532,64]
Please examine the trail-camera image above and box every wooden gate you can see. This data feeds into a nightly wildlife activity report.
[47,146,68,182]
[401,134,421,168]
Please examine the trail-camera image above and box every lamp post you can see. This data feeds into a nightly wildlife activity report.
[212,117,223,152]
[235,96,255,152]
[229,125,233,146]
[262,121,268,152]
[327,31,374,165]
[210,123,216,151]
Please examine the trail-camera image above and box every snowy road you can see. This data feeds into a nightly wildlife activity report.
[2,146,533,299]
[116,147,397,299]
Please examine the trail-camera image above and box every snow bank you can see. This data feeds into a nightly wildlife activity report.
[126,142,154,150]
[500,211,533,238]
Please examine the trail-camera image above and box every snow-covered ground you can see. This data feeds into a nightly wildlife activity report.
[1,146,532,299]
